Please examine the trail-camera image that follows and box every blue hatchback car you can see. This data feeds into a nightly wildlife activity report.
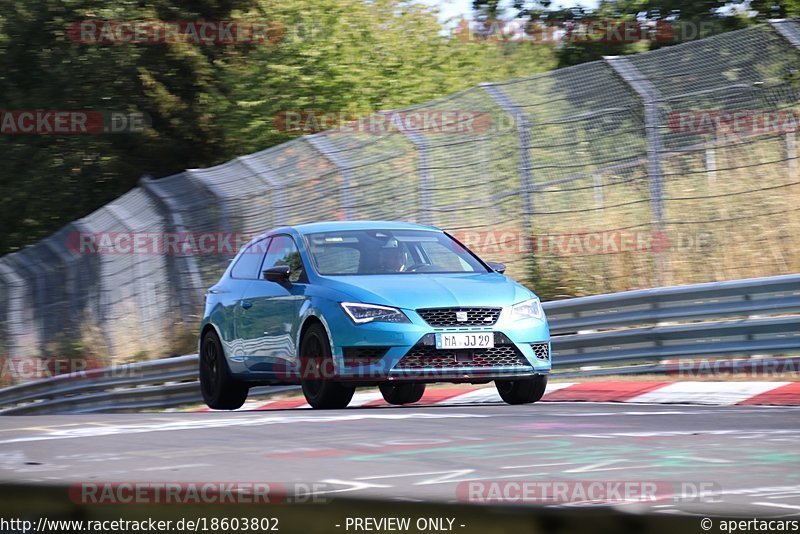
[199,221,551,409]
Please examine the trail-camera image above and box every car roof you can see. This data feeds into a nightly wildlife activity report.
[288,220,442,235]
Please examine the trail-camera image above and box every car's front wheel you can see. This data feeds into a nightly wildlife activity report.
[495,375,548,405]
[379,383,426,405]
[300,322,355,409]
[200,330,249,410]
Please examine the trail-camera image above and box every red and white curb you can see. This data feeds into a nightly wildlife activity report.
[189,381,800,412]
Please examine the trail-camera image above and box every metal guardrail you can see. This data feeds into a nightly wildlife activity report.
[1,273,798,414]
[544,273,800,366]
[0,355,200,415]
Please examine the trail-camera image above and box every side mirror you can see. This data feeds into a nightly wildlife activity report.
[486,261,506,274]
[263,265,291,282]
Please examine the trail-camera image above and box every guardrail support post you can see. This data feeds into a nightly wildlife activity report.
[605,56,668,287]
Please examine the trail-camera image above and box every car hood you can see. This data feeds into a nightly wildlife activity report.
[320,273,534,310]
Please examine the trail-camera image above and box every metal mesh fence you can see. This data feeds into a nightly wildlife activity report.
[3,21,800,370]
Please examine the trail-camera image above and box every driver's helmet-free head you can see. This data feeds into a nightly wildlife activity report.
[379,238,405,272]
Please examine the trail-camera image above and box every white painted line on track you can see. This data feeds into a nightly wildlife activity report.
[0,412,489,444]
[442,388,503,404]
[627,381,790,405]
[349,391,386,407]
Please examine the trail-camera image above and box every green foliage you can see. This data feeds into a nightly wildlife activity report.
[477,1,759,68]
[0,0,557,255]
[0,0,252,254]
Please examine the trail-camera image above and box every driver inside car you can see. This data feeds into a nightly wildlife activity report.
[377,240,407,272]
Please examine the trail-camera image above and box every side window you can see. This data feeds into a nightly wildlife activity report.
[261,235,305,282]
[230,238,270,279]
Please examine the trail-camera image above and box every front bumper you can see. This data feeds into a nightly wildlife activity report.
[329,306,551,382]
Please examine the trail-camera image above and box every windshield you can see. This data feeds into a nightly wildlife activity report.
[305,230,489,275]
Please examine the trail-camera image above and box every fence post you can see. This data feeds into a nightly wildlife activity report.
[5,252,47,357]
[481,83,534,242]
[769,19,800,48]
[395,118,434,225]
[605,56,668,287]
[237,155,288,225]
[184,170,232,231]
[0,259,27,362]
[768,21,800,179]
[705,148,718,185]
[787,132,798,178]
[139,175,205,325]
[307,135,355,220]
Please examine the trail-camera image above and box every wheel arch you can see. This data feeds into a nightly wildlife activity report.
[199,322,224,354]
[296,312,336,361]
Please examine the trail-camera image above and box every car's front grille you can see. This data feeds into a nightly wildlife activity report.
[342,347,390,367]
[395,345,530,370]
[416,307,501,327]
[531,343,549,360]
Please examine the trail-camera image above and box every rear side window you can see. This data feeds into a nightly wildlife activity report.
[230,238,269,279]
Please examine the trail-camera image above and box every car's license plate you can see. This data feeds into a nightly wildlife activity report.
[435,333,494,349]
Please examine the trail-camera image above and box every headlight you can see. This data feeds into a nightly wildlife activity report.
[340,302,410,324]
[510,297,543,321]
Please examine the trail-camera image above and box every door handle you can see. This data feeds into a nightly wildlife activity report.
[241,300,253,309]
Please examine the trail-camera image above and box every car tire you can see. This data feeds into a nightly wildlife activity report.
[379,383,426,405]
[200,330,249,410]
[300,322,355,409]
[495,375,548,405]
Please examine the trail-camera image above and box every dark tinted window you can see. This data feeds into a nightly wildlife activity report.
[261,235,305,282]
[306,230,488,275]
[230,238,269,279]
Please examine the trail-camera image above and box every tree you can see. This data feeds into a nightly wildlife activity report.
[0,0,558,255]
[0,0,257,254]
[470,0,756,68]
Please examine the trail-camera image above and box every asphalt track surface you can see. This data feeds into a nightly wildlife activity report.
[1,402,799,517]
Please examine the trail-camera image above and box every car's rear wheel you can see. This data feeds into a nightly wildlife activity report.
[200,330,249,410]
[379,383,426,405]
[300,323,355,409]
[495,375,548,405]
